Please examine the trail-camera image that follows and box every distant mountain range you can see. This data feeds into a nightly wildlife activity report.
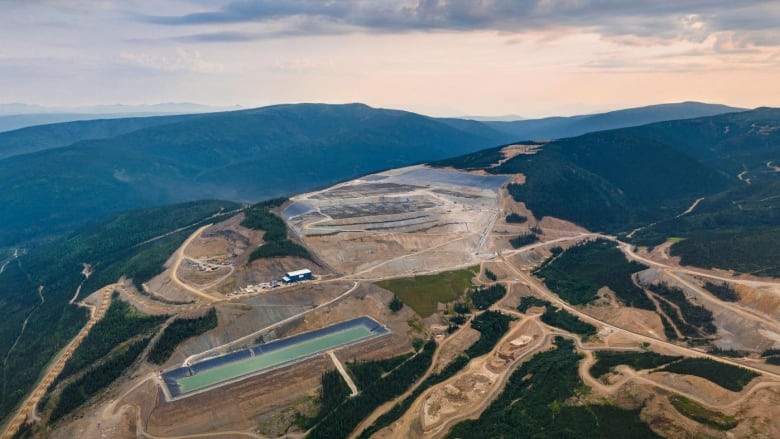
[0,101,748,247]
[0,103,240,132]
[480,101,744,140]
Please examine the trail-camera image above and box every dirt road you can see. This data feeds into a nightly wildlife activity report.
[328,350,359,397]
[168,225,224,302]
[500,260,780,380]
[1,285,114,439]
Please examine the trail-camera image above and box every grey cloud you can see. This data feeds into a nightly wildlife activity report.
[141,0,780,46]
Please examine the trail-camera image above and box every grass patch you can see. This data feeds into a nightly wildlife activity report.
[376,266,478,317]
[667,237,685,243]
[659,358,759,391]
[669,395,738,430]
[590,351,680,379]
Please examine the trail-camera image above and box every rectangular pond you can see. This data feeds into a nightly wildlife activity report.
[161,316,388,399]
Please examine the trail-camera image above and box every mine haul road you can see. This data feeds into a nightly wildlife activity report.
[1,286,114,439]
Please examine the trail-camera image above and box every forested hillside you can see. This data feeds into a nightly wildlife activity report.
[435,108,780,276]
[0,103,511,247]
[0,200,236,423]
[0,113,203,160]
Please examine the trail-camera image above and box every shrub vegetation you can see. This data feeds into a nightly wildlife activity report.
[376,267,477,317]
[669,395,738,430]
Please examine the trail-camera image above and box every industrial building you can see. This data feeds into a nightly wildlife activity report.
[282,269,313,283]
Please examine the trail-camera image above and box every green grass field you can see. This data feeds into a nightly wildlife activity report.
[376,266,478,317]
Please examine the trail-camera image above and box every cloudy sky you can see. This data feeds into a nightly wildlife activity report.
[2,0,780,117]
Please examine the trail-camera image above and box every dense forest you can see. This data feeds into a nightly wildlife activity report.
[702,281,739,302]
[49,336,151,422]
[517,296,552,312]
[516,297,596,338]
[658,358,759,392]
[57,293,166,382]
[306,340,436,438]
[505,213,528,223]
[470,284,506,310]
[295,369,351,430]
[346,353,414,390]
[762,349,780,365]
[590,351,681,379]
[447,337,660,438]
[0,200,234,423]
[508,233,539,248]
[630,180,780,276]
[540,306,597,338]
[534,239,653,309]
[147,308,218,365]
[241,198,313,262]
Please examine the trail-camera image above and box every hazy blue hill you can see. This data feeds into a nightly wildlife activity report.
[0,113,207,160]
[0,103,509,246]
[439,108,780,233]
[484,102,744,140]
[0,102,240,133]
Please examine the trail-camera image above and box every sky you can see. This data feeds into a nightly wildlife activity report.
[2,0,780,118]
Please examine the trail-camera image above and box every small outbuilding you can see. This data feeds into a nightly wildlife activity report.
[283,269,313,283]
